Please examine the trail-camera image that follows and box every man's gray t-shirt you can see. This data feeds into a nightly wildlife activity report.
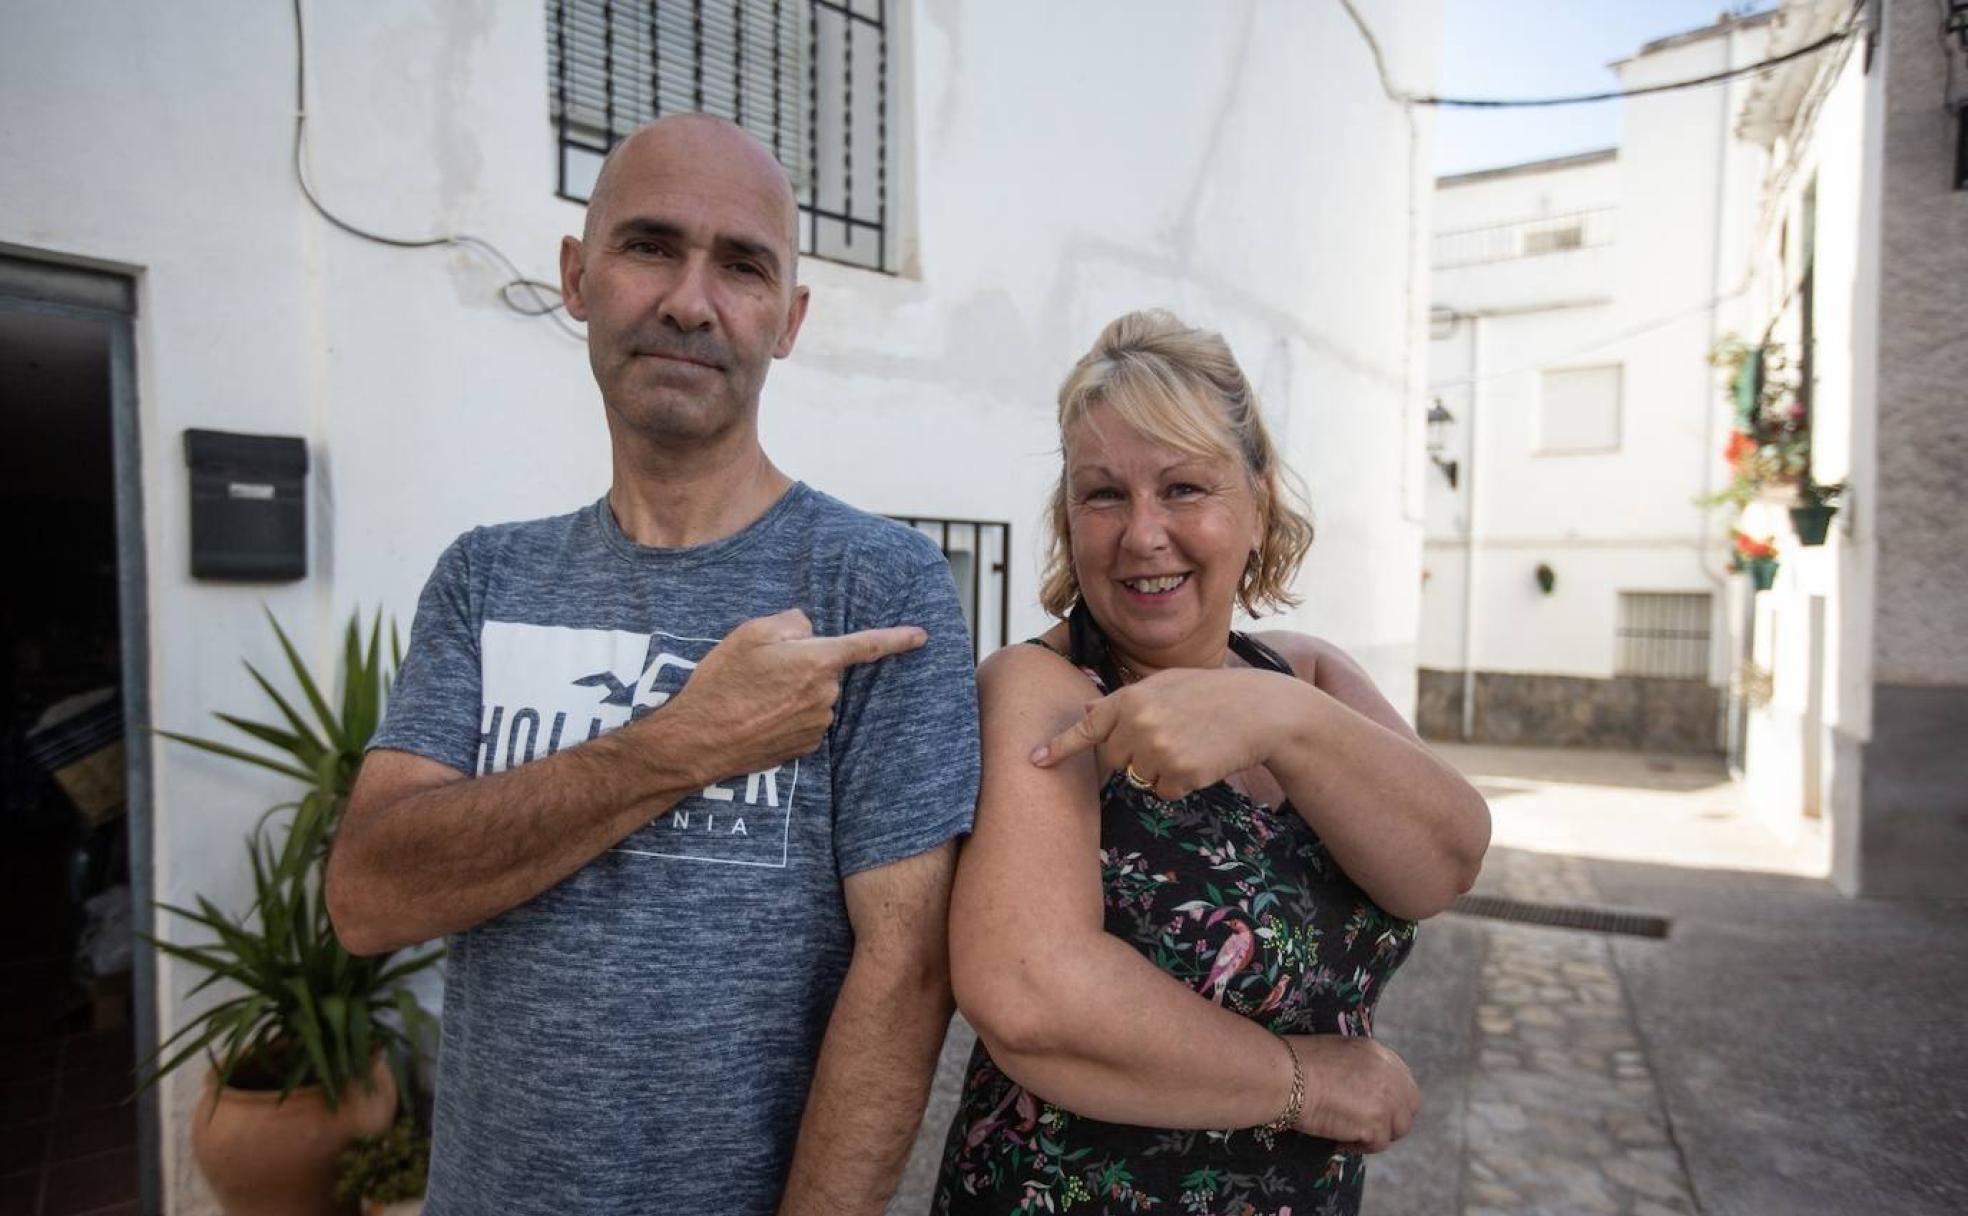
[367,484,980,1216]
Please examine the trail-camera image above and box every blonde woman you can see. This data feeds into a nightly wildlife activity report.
[931,311,1490,1215]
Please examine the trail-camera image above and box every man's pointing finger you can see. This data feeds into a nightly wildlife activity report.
[805,625,929,669]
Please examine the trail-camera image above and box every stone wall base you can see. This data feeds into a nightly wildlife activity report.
[1418,668,1723,754]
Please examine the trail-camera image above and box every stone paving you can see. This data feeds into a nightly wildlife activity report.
[1451,849,1699,1216]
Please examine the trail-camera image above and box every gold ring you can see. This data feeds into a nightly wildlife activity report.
[1124,764,1155,791]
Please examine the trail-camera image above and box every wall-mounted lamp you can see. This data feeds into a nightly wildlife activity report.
[1426,399,1460,489]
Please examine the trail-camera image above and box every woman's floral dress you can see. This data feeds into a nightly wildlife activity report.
[931,633,1418,1216]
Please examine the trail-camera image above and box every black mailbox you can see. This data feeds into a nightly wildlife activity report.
[184,429,308,581]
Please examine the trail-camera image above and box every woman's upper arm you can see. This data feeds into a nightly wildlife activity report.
[1259,630,1422,743]
[948,645,1108,1014]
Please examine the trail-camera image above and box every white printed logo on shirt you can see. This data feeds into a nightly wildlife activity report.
[478,621,799,868]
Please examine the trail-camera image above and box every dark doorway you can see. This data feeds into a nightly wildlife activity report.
[0,257,153,1216]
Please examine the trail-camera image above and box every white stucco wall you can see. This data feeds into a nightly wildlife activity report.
[1733,31,1875,855]
[0,1,1440,1209]
[1735,0,1968,893]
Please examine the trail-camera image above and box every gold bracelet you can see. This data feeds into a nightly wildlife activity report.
[1252,1034,1304,1149]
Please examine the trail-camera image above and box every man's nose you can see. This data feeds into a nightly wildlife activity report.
[657,255,716,332]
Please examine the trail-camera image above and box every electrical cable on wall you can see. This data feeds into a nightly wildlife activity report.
[1412,26,1857,108]
[290,0,584,341]
[1341,0,1862,110]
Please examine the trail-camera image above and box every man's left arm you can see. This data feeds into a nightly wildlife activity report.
[778,546,980,1213]
[777,842,957,1214]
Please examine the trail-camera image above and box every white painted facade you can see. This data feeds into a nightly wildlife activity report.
[1730,0,1876,864]
[0,1,1441,1209]
[1423,15,1773,715]
[1732,0,1968,897]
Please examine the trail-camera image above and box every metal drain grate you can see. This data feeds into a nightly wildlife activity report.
[1449,894,1671,939]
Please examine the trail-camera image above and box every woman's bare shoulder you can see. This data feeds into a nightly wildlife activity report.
[977,636,1096,707]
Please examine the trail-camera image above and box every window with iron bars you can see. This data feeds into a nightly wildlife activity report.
[1615,592,1712,681]
[888,517,1012,663]
[547,0,894,273]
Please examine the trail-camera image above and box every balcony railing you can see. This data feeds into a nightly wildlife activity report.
[1432,207,1617,270]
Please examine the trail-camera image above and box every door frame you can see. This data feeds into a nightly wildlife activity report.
[0,250,159,1216]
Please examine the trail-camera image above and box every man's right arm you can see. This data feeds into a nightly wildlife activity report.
[326,610,927,955]
[327,716,703,955]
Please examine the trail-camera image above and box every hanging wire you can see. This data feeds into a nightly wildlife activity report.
[289,0,585,341]
[1341,0,1862,110]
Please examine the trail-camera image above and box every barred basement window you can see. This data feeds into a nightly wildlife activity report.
[548,0,894,273]
[888,517,1012,663]
[1616,592,1711,680]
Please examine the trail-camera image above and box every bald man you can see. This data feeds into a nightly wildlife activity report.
[327,116,980,1216]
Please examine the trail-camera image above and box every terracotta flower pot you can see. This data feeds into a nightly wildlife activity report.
[190,1055,397,1216]
[363,1201,424,1216]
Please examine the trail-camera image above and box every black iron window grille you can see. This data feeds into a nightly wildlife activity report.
[888,517,1011,663]
[548,0,894,273]
[1615,592,1712,681]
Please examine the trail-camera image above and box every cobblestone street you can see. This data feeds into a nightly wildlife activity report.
[1453,861,1695,1216]
[1371,745,1968,1216]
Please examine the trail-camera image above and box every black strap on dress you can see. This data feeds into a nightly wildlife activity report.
[1059,599,1294,689]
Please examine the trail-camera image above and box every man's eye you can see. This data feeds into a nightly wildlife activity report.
[728,262,764,278]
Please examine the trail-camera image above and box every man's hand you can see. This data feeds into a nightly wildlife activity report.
[644,609,927,787]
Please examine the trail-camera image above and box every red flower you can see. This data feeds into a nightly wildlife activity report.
[1724,430,1756,466]
[1732,531,1777,559]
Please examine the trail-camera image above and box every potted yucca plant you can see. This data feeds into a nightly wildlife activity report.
[334,1118,430,1216]
[144,610,442,1216]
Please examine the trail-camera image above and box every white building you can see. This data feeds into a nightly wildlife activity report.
[1421,11,1775,753]
[1729,0,1968,898]
[1422,0,1968,899]
[0,2,1441,1210]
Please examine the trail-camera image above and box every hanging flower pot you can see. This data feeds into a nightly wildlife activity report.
[1730,530,1779,587]
[1789,503,1837,545]
[1788,482,1844,546]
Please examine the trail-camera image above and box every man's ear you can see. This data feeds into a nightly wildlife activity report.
[559,235,590,322]
[774,283,812,359]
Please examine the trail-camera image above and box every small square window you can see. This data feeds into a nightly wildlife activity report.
[1537,364,1622,454]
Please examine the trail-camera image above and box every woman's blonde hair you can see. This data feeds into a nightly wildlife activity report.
[1039,309,1314,618]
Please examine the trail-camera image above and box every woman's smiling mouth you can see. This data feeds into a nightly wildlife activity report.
[1120,573,1190,596]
